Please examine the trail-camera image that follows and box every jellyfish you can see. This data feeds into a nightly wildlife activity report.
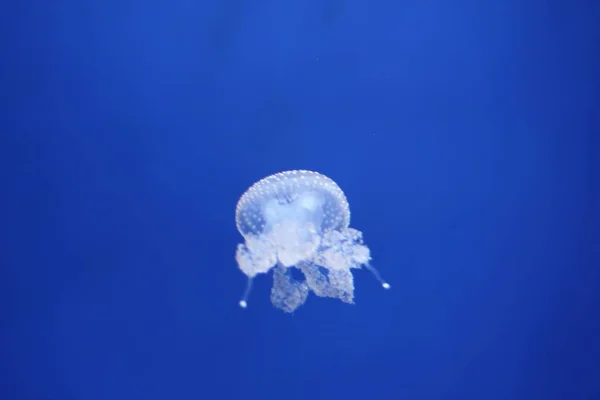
[235,170,390,313]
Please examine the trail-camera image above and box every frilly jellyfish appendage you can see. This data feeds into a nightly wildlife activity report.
[234,170,389,313]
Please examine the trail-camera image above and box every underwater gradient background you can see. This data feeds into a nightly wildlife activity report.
[2,0,599,399]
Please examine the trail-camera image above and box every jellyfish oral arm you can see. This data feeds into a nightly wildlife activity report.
[363,263,391,289]
[235,237,278,309]
[238,277,253,308]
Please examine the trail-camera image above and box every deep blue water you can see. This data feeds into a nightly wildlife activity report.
[2,1,599,399]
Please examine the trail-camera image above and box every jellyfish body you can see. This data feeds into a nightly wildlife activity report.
[235,170,389,313]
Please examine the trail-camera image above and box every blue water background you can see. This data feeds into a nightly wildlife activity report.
[2,1,599,399]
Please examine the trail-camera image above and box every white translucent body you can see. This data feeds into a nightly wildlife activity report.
[235,170,389,313]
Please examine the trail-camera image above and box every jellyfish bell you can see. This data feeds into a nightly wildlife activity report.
[235,170,389,313]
